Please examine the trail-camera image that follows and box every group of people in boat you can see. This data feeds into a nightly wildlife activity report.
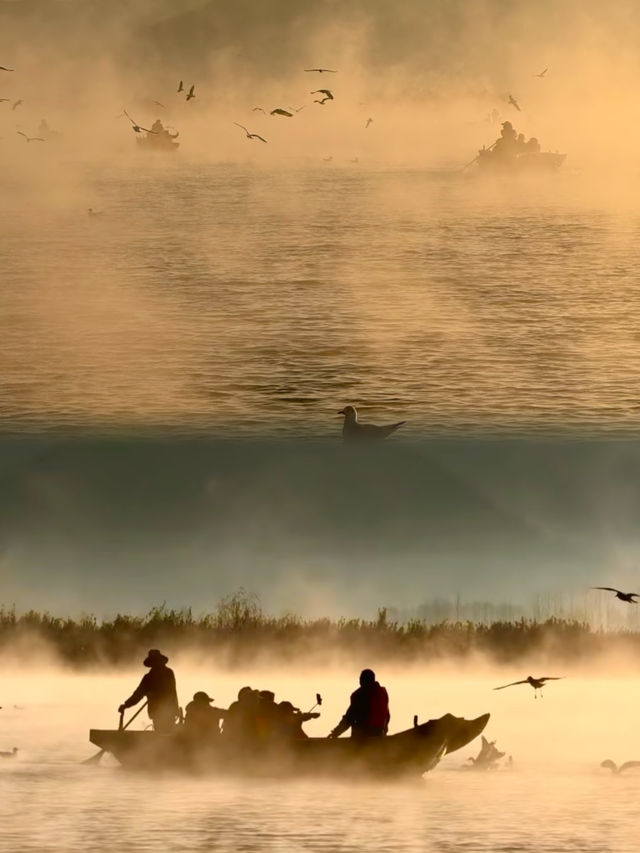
[146,120,179,144]
[479,120,541,163]
[118,649,390,742]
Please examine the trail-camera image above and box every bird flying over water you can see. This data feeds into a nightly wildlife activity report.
[535,68,548,78]
[494,676,562,698]
[312,89,334,104]
[508,94,521,111]
[252,107,266,113]
[177,80,184,93]
[16,131,44,143]
[123,110,156,134]
[0,66,13,72]
[304,68,337,73]
[271,108,293,117]
[12,99,22,111]
[600,760,640,775]
[338,405,405,442]
[591,587,640,603]
[151,100,166,109]
[365,117,373,128]
[186,85,196,101]
[234,123,267,143]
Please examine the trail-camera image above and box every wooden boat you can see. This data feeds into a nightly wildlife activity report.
[136,134,179,153]
[477,149,566,173]
[89,712,489,777]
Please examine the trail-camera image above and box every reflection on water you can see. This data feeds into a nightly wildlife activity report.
[2,165,640,434]
[0,669,639,851]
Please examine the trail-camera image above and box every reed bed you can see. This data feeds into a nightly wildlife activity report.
[2,590,640,668]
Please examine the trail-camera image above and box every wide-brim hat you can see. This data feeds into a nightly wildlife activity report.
[193,691,214,704]
[143,649,168,667]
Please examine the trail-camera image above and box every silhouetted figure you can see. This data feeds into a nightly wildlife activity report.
[275,701,320,740]
[338,405,405,442]
[592,587,640,603]
[329,669,390,739]
[312,89,334,105]
[526,137,541,153]
[177,80,184,93]
[491,120,518,160]
[467,736,505,769]
[493,675,563,698]
[184,692,225,737]
[16,131,44,143]
[271,108,293,117]
[535,68,548,78]
[508,94,521,111]
[516,133,527,152]
[118,649,179,733]
[223,686,260,741]
[186,85,196,102]
[234,122,267,143]
[365,117,373,128]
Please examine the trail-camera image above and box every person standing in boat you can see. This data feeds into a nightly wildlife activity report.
[491,121,518,160]
[118,648,179,734]
[328,669,390,739]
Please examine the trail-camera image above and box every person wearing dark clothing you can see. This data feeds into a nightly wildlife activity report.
[118,649,179,734]
[275,701,320,740]
[328,669,390,739]
[184,691,225,737]
[222,686,260,741]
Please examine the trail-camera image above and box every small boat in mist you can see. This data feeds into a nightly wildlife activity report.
[477,150,566,173]
[89,712,489,777]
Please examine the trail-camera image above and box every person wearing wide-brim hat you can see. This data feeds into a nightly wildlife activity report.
[184,691,226,738]
[118,649,179,733]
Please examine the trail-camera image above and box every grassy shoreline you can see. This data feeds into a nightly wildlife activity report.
[2,591,640,668]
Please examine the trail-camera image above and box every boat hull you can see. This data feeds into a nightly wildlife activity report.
[89,712,489,777]
[477,151,566,172]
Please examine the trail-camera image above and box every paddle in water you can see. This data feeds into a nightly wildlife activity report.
[82,701,148,764]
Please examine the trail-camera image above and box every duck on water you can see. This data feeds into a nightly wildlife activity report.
[89,654,489,776]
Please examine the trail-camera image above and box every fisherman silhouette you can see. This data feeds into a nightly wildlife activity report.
[118,649,179,733]
[184,692,225,737]
[329,669,390,739]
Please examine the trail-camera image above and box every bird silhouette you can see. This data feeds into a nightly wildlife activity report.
[252,107,266,113]
[0,748,17,758]
[312,89,334,104]
[234,123,267,143]
[494,676,562,698]
[0,66,14,72]
[535,68,548,78]
[338,405,405,442]
[0,99,8,104]
[600,759,640,775]
[12,99,22,110]
[365,117,373,128]
[16,131,44,143]
[591,587,640,603]
[467,736,505,769]
[151,100,166,109]
[508,94,521,111]
[123,110,156,134]
[271,108,293,117]
[304,68,337,73]
[177,80,184,93]
[186,85,196,101]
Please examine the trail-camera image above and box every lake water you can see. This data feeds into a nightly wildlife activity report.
[0,668,638,852]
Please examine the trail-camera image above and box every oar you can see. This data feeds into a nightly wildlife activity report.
[306,693,322,713]
[458,140,497,172]
[82,701,148,765]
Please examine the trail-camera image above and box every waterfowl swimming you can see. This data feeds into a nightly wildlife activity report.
[338,405,405,442]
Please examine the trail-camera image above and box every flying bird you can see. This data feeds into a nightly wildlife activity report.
[493,676,562,698]
[508,94,521,111]
[151,100,166,109]
[600,760,640,775]
[123,110,156,134]
[186,85,196,101]
[16,131,44,143]
[0,66,14,72]
[535,68,548,78]
[312,89,334,104]
[12,99,22,111]
[338,405,405,442]
[591,587,640,603]
[177,80,184,93]
[234,123,267,143]
[271,108,293,117]
[252,107,266,113]
[304,68,337,73]
[365,117,373,128]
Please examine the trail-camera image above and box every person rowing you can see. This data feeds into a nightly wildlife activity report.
[328,669,390,739]
[118,649,179,733]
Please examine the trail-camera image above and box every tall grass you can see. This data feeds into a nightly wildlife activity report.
[2,589,640,668]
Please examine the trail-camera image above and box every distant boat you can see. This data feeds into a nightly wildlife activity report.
[89,712,489,777]
[477,150,566,173]
[136,134,179,153]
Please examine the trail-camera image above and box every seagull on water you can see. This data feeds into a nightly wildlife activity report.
[601,760,640,775]
[123,110,156,134]
[338,405,405,442]
[16,131,44,143]
[508,94,521,111]
[186,85,196,101]
[591,587,640,603]
[494,676,562,698]
[234,123,267,143]
[535,68,548,78]
[271,108,293,117]
[312,89,334,105]
[304,68,337,74]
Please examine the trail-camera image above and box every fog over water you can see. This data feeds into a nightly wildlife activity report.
[4,0,640,850]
